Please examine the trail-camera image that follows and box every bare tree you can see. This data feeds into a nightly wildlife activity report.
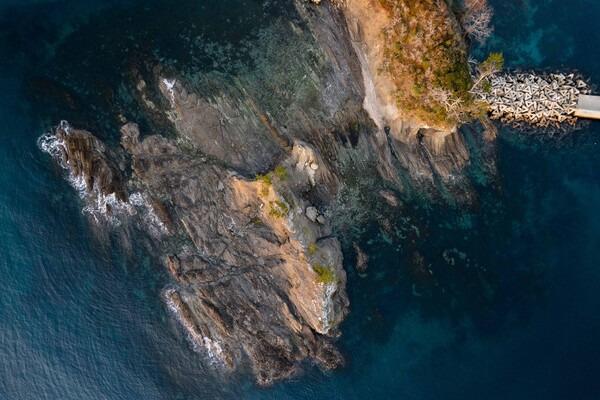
[461,0,494,44]
[429,87,465,121]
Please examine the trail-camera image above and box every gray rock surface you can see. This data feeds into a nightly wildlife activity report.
[306,206,319,222]
[55,124,128,202]
[49,120,349,385]
[42,0,497,385]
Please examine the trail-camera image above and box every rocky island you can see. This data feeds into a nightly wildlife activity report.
[39,0,564,385]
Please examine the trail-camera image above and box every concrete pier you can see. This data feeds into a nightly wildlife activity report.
[573,95,600,120]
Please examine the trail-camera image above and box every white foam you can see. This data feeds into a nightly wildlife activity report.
[38,131,67,168]
[39,121,132,226]
[320,281,337,334]
[163,289,227,366]
[39,125,91,199]
[130,192,170,236]
[162,78,176,104]
[81,191,136,226]
[39,122,172,232]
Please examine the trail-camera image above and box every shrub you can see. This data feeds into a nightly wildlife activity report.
[255,174,272,186]
[273,166,287,180]
[312,264,338,284]
[480,52,504,74]
[268,200,289,218]
[308,243,318,255]
[380,0,476,126]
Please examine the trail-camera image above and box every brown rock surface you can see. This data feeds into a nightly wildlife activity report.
[41,0,498,385]
[55,123,128,202]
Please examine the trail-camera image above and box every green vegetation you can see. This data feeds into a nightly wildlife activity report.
[255,166,287,191]
[255,174,272,186]
[273,166,287,180]
[312,264,338,285]
[378,0,494,126]
[481,80,492,94]
[471,52,504,95]
[308,243,318,255]
[479,52,504,75]
[268,200,289,218]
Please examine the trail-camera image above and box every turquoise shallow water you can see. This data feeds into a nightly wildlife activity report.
[1,1,600,399]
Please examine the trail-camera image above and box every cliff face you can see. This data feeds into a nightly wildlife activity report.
[41,0,496,384]
[340,0,477,181]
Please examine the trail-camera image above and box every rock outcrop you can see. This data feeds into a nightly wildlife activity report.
[338,0,476,182]
[57,121,128,202]
[40,0,497,385]
[44,120,349,384]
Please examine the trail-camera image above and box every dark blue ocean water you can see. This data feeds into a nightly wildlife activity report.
[1,1,600,399]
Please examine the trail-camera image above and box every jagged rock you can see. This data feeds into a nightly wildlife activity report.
[51,121,349,385]
[55,122,128,202]
[306,206,319,222]
[379,190,399,207]
[353,242,369,274]
[41,0,502,385]
[119,122,140,154]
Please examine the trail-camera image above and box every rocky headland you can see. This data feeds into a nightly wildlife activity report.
[41,0,499,384]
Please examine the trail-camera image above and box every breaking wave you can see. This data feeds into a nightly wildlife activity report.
[163,289,227,367]
[38,121,169,232]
